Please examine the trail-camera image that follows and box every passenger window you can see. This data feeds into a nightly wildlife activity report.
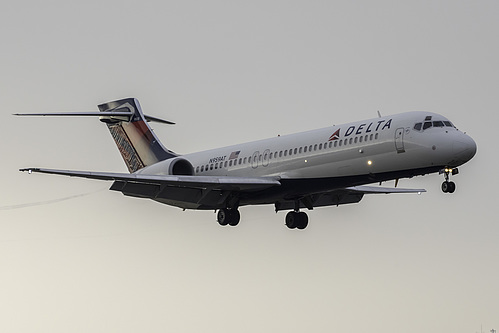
[299,147,302,154]
[238,158,242,165]
[370,134,373,140]
[210,164,214,170]
[339,140,342,146]
[423,122,432,130]
[229,160,232,167]
[284,150,288,157]
[294,148,298,154]
[359,136,363,143]
[375,133,379,140]
[414,123,422,131]
[319,143,322,150]
[244,157,247,164]
[196,166,199,173]
[279,151,283,157]
[304,146,308,153]
[349,138,353,144]
[334,141,338,147]
[314,144,317,151]
[201,166,204,172]
[354,137,358,144]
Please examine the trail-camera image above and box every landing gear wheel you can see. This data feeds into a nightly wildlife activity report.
[228,209,240,226]
[285,211,298,229]
[441,181,456,193]
[285,211,309,230]
[217,208,241,226]
[297,212,309,230]
[447,181,456,193]
[217,208,229,226]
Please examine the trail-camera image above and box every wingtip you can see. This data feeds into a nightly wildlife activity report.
[20,168,38,174]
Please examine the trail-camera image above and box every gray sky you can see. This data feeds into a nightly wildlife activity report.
[1,1,498,332]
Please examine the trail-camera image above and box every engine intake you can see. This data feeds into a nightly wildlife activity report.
[168,158,194,176]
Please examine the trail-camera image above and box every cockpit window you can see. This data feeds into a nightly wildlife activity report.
[415,118,456,132]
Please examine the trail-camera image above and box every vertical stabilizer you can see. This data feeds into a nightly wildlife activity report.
[99,98,177,173]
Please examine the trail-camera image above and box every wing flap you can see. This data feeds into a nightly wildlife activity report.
[345,185,426,194]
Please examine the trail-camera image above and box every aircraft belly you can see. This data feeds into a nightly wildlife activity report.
[239,165,442,207]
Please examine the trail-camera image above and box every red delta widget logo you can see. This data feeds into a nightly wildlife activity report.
[329,119,392,141]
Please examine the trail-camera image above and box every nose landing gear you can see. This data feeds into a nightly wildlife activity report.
[441,168,458,193]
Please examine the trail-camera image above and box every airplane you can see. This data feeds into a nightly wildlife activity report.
[16,98,477,229]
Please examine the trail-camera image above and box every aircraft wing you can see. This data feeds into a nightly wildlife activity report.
[274,184,426,211]
[19,168,281,191]
[20,168,424,210]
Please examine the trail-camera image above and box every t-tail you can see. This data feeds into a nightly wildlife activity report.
[15,98,177,173]
[98,98,177,172]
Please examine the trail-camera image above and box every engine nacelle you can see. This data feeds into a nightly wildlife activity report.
[132,157,195,177]
[167,158,195,176]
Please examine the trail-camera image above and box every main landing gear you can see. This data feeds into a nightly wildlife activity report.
[441,167,458,193]
[285,211,309,230]
[217,208,240,226]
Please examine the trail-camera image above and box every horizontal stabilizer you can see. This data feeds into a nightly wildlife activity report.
[14,111,132,117]
[14,111,173,124]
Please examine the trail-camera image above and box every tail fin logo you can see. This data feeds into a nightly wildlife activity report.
[328,129,340,141]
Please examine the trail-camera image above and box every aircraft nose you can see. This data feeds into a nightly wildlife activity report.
[452,134,477,165]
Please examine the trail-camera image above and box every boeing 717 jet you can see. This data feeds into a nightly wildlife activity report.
[17,98,477,229]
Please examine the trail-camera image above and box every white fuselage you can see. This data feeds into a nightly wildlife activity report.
[138,111,476,183]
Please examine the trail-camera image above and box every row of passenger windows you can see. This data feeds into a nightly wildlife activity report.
[413,120,454,131]
[195,132,380,173]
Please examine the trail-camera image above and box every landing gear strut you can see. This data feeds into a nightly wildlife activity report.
[285,211,309,230]
[441,167,458,193]
[217,208,240,226]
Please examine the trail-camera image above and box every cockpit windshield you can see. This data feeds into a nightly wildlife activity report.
[413,116,455,132]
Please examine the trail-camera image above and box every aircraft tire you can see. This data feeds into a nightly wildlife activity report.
[228,209,241,226]
[217,208,229,226]
[285,212,298,229]
[448,181,456,193]
[442,181,456,193]
[296,212,309,230]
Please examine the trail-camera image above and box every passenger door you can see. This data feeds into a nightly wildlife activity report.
[395,128,405,153]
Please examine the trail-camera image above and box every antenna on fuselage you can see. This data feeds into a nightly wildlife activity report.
[377,110,382,118]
